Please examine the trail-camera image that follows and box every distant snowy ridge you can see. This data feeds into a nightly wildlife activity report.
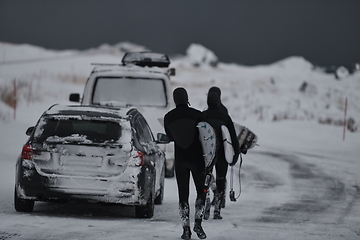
[0,42,359,132]
[0,42,78,63]
[82,42,149,56]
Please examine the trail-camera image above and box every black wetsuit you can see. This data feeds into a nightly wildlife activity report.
[203,91,240,218]
[203,105,239,190]
[164,102,206,227]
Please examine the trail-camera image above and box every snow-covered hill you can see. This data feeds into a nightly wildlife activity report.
[1,41,359,132]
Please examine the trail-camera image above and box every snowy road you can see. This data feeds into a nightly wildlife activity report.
[1,121,359,240]
[252,151,359,226]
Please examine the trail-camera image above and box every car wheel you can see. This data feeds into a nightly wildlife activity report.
[154,164,165,205]
[135,192,154,218]
[14,186,34,212]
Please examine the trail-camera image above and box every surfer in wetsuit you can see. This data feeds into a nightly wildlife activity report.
[207,86,228,209]
[164,87,207,239]
[203,90,240,219]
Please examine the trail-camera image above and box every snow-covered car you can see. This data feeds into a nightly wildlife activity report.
[14,104,170,218]
[69,52,175,178]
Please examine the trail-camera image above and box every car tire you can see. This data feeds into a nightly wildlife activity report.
[135,192,154,218]
[135,177,155,218]
[154,164,165,205]
[14,186,34,212]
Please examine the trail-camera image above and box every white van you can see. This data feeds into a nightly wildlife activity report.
[69,52,175,177]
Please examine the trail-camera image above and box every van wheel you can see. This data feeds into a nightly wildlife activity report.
[165,160,175,178]
[14,186,34,212]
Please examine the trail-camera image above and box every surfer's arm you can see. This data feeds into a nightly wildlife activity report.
[227,119,240,166]
[163,116,174,142]
[227,121,240,154]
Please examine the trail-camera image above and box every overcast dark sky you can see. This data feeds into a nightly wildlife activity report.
[1,0,359,65]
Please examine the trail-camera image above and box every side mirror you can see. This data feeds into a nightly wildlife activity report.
[69,93,80,102]
[26,126,35,136]
[156,133,171,144]
[167,68,176,76]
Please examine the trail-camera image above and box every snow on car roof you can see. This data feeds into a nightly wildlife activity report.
[45,105,132,119]
[91,64,170,79]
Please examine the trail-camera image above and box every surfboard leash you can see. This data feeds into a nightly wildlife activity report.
[229,153,243,202]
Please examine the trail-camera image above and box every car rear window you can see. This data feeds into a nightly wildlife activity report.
[35,117,122,144]
[92,77,167,107]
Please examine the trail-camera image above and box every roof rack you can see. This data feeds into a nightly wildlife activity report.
[121,52,170,68]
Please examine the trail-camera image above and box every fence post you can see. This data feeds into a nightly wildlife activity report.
[28,79,32,106]
[343,97,348,141]
[13,78,17,120]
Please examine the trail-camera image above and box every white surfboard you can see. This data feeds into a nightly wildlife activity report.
[197,121,217,215]
[221,125,235,164]
[197,121,217,168]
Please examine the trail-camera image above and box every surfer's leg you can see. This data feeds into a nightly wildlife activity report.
[189,162,207,238]
[175,161,192,238]
[214,158,228,219]
[175,160,191,204]
[191,165,206,220]
[194,192,207,239]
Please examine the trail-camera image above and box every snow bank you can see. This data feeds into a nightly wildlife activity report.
[184,43,219,67]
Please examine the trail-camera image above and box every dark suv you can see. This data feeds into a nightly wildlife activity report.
[15,104,169,218]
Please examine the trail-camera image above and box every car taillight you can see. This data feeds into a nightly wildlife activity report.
[133,151,145,166]
[21,144,33,160]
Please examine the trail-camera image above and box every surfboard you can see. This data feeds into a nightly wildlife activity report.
[233,122,258,152]
[197,121,217,220]
[221,125,235,164]
[197,121,217,168]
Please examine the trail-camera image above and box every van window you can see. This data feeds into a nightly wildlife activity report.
[92,77,168,107]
